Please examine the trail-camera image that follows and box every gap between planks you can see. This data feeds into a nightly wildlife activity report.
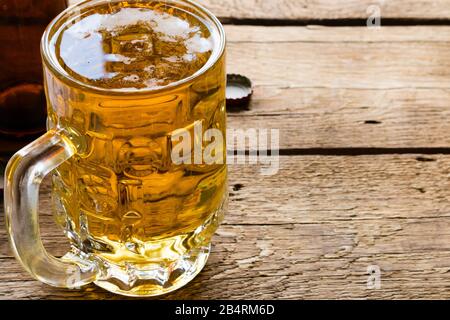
[229,148,450,157]
[220,18,450,27]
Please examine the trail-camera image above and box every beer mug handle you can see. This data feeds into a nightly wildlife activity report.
[4,130,100,288]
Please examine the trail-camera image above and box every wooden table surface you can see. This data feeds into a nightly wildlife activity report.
[3,0,450,299]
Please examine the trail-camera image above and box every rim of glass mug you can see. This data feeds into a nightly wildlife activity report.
[41,0,226,96]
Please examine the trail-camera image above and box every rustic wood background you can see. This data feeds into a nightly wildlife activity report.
[2,0,450,299]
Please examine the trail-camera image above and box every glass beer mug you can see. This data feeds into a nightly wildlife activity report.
[4,0,227,296]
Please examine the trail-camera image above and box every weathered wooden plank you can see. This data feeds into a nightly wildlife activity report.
[227,32,450,89]
[225,25,450,42]
[224,26,450,149]
[198,0,450,21]
[228,87,450,149]
[68,0,450,21]
[2,155,450,299]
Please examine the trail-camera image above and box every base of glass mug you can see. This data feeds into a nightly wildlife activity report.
[93,244,211,297]
[62,197,226,297]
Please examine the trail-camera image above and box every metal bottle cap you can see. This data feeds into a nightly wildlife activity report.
[226,74,253,111]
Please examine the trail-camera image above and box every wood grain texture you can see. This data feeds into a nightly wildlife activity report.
[224,25,450,149]
[228,86,450,149]
[196,0,450,21]
[226,26,450,89]
[67,0,450,21]
[2,155,450,299]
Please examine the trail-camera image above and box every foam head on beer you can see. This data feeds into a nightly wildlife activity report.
[54,2,215,89]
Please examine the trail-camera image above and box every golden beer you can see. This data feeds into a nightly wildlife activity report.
[5,0,226,297]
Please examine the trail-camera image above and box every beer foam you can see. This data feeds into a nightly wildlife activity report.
[56,5,214,89]
[66,8,195,39]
